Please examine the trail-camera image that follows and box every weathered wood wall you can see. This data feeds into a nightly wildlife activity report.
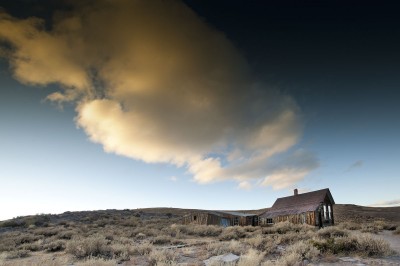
[182,212,258,227]
[274,211,316,225]
[259,211,317,226]
[182,212,210,225]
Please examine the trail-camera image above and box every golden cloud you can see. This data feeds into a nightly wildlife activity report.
[0,0,318,189]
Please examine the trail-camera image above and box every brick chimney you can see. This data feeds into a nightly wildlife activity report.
[294,188,298,195]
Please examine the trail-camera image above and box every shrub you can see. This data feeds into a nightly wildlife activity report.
[33,228,60,237]
[275,252,302,266]
[147,249,178,266]
[278,232,309,245]
[44,240,66,252]
[132,242,154,255]
[134,228,159,237]
[0,220,25,228]
[284,240,320,261]
[0,238,17,252]
[118,217,140,227]
[1,249,30,259]
[274,221,294,234]
[262,221,316,236]
[338,222,362,231]
[110,243,132,261]
[57,230,76,240]
[74,257,118,266]
[14,234,42,245]
[66,234,111,259]
[136,233,147,240]
[113,236,134,245]
[312,236,357,254]
[219,226,246,241]
[207,240,246,256]
[361,224,379,234]
[237,249,265,266]
[393,228,400,235]
[19,241,43,252]
[26,214,52,227]
[317,226,348,239]
[375,221,397,231]
[152,235,172,245]
[243,226,259,233]
[354,233,393,256]
[312,232,392,257]
[245,235,277,254]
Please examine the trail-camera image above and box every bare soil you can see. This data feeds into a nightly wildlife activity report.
[379,230,400,254]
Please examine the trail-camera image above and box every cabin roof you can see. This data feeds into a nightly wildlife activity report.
[216,211,257,217]
[260,188,334,218]
[188,210,257,218]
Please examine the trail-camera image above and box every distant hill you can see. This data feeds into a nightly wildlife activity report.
[1,204,399,229]
[333,204,400,223]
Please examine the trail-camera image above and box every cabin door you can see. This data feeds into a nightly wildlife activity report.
[318,211,323,228]
[220,218,229,227]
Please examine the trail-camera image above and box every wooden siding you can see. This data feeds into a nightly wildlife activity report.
[259,188,335,227]
[182,212,211,225]
[182,212,258,227]
[259,211,317,226]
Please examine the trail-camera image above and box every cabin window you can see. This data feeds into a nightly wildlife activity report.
[266,218,273,224]
[323,205,327,220]
[328,205,332,219]
[253,216,259,225]
[301,214,306,224]
[233,217,239,226]
[193,215,197,221]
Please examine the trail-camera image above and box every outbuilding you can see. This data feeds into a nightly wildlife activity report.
[182,210,258,227]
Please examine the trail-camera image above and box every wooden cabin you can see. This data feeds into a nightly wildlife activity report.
[182,210,258,227]
[259,188,335,227]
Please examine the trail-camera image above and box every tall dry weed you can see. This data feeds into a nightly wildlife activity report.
[237,248,265,266]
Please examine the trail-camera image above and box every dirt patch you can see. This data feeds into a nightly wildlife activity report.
[378,230,400,255]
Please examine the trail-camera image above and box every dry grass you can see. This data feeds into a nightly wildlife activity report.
[237,249,265,266]
[147,249,178,266]
[206,240,246,256]
[218,226,246,241]
[245,234,277,254]
[0,250,30,260]
[354,233,393,256]
[311,231,393,257]
[74,257,118,266]
[0,207,398,265]
[65,234,111,259]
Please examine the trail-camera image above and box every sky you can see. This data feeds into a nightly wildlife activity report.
[0,0,399,221]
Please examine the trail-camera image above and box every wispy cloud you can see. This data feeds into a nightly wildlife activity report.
[345,160,363,173]
[369,199,400,207]
[169,176,178,182]
[0,0,318,189]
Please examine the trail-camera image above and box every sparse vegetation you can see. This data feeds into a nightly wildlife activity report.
[66,234,111,259]
[0,206,398,265]
[311,231,393,257]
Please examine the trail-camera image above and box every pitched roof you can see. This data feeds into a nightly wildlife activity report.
[192,210,257,217]
[260,188,334,218]
[216,211,257,217]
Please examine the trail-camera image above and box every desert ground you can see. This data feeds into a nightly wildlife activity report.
[0,205,399,266]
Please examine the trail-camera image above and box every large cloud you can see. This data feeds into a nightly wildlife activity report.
[0,0,318,188]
